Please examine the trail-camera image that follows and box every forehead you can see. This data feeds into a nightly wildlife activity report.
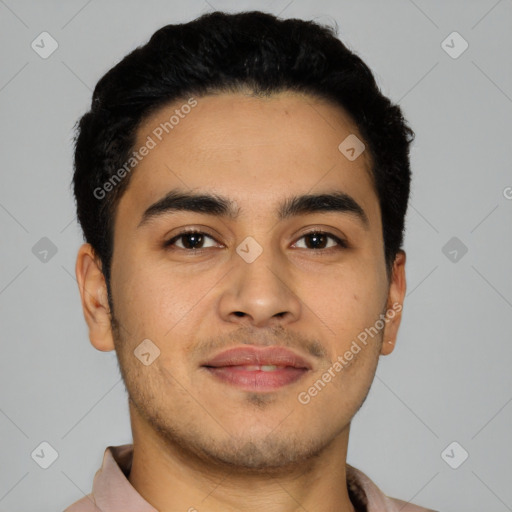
[118,91,377,226]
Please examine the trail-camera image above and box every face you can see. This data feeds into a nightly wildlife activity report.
[77,91,406,472]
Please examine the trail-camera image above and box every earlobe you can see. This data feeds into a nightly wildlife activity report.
[380,250,406,356]
[75,243,115,352]
[381,339,396,356]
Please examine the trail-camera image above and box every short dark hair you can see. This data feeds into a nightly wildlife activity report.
[72,10,414,306]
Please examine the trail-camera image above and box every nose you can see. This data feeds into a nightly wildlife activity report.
[217,248,302,329]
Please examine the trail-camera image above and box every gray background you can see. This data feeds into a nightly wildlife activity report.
[0,0,511,511]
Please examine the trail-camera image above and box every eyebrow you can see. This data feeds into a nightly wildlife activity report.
[137,188,369,229]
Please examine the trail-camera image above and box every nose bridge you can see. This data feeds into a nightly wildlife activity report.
[235,233,288,299]
[237,236,284,291]
[217,232,301,326]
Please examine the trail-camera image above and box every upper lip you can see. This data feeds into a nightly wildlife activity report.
[202,346,312,370]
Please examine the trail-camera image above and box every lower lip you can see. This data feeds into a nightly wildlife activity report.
[204,366,309,391]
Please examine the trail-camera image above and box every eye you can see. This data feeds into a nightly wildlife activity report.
[163,229,348,253]
[163,230,220,251]
[293,230,348,251]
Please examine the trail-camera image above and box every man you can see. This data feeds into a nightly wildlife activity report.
[66,10,437,512]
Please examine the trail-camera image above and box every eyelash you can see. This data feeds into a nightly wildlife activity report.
[163,229,348,253]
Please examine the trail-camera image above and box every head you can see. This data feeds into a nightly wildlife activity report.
[74,11,413,472]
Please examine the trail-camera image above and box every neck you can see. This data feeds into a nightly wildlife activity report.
[127,404,356,512]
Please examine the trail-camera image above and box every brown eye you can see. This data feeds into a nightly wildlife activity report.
[164,231,218,250]
[163,229,347,253]
[294,231,347,250]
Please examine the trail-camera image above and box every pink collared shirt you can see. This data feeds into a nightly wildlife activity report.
[63,444,437,512]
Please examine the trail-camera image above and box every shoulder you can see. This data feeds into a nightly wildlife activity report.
[387,496,440,512]
[63,493,102,512]
[347,464,438,512]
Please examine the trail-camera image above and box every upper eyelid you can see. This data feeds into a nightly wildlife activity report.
[166,229,346,248]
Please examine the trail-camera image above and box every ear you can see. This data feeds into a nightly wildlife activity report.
[75,243,115,352]
[380,250,406,356]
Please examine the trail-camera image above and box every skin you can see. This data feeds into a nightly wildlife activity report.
[76,91,406,512]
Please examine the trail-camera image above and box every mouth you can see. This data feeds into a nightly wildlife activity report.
[201,346,312,392]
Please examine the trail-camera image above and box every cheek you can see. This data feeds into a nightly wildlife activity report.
[115,259,219,344]
[110,263,162,347]
[299,261,385,326]
[297,269,387,379]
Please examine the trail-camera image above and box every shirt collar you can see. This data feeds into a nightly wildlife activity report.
[92,444,157,512]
